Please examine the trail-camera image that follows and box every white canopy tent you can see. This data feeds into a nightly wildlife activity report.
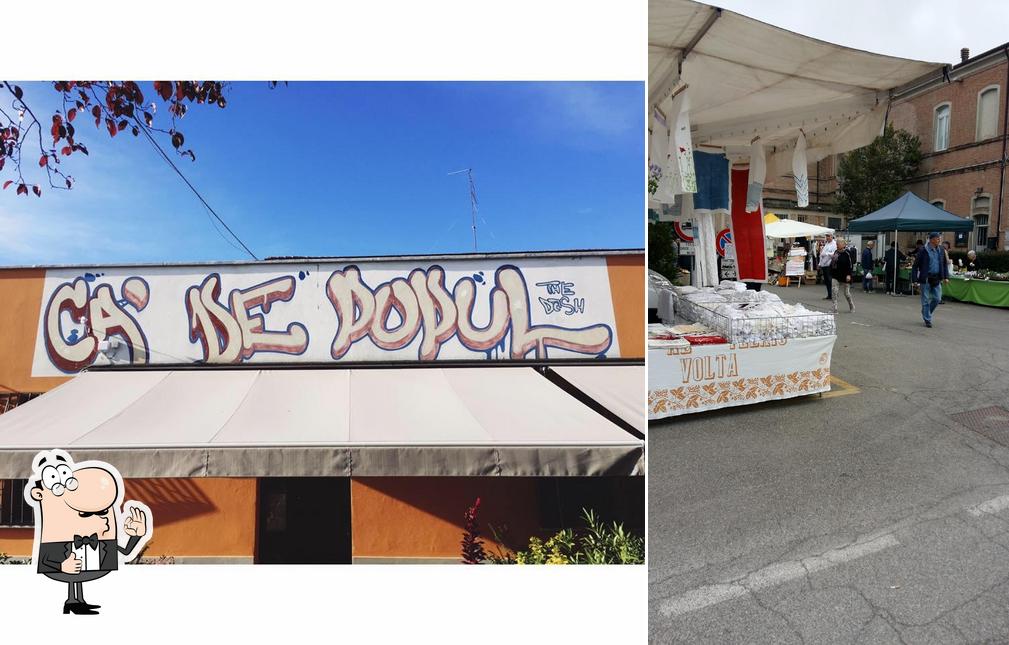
[649,0,942,167]
[649,0,944,285]
[0,367,644,478]
[765,219,835,239]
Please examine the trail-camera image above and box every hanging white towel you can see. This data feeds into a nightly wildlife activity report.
[668,91,696,194]
[688,193,719,288]
[649,110,675,203]
[746,140,765,212]
[792,132,809,208]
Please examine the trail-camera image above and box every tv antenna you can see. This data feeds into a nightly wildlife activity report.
[448,168,479,252]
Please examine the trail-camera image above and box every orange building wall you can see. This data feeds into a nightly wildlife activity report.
[0,478,257,558]
[606,254,645,358]
[123,478,257,558]
[0,528,32,556]
[350,478,543,560]
[0,269,70,395]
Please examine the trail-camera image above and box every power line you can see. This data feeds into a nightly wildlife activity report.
[134,119,259,260]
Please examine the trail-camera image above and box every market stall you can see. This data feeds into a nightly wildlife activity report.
[648,281,836,419]
[943,275,1009,308]
[648,0,942,418]
[848,192,974,293]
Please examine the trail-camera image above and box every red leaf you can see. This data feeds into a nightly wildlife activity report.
[39,155,48,167]
[52,114,63,126]
[76,144,89,156]
[13,85,23,100]
[65,178,72,189]
[0,157,4,171]
[171,132,184,148]
[131,126,139,137]
[68,108,77,122]
[118,120,127,132]
[2,180,12,190]
[32,185,41,197]
[16,184,27,195]
[144,111,153,126]
[61,146,72,156]
[107,119,117,138]
[157,81,172,101]
[91,105,101,119]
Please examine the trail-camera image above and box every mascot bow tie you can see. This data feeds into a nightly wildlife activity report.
[73,533,99,549]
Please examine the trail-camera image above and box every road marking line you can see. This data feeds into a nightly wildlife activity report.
[968,494,1009,517]
[820,375,861,399]
[851,322,872,326]
[657,534,899,618]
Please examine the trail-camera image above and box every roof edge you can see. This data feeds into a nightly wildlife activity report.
[0,248,645,272]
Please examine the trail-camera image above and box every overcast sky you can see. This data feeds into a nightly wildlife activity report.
[715,0,1009,65]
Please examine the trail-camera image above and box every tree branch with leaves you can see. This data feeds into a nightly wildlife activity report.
[0,81,231,197]
[836,124,923,219]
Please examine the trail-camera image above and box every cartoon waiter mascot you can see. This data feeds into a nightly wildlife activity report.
[24,449,152,614]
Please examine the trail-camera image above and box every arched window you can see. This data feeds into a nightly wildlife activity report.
[972,194,991,251]
[934,103,951,151]
[930,199,945,210]
[977,86,1000,141]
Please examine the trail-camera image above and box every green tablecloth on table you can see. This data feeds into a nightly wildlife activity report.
[943,277,1009,308]
[867,267,911,280]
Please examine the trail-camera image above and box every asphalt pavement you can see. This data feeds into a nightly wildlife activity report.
[648,279,1009,643]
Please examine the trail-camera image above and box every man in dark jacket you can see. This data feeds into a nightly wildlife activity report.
[913,231,949,328]
[831,238,855,313]
[861,241,875,293]
[884,242,905,295]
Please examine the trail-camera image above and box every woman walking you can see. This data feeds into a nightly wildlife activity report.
[832,238,855,314]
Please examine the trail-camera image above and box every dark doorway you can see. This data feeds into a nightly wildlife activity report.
[256,477,352,564]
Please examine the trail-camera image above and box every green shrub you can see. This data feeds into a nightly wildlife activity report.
[649,222,680,282]
[486,509,644,565]
[0,552,31,565]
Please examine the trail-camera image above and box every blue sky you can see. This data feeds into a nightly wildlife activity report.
[0,82,643,265]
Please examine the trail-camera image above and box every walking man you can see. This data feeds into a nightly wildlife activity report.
[831,238,855,314]
[914,231,949,328]
[861,240,875,293]
[818,233,837,300]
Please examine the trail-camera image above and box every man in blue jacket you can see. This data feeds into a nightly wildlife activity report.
[861,241,875,293]
[913,232,949,328]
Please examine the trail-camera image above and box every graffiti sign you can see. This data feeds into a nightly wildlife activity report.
[32,255,629,375]
[535,280,586,316]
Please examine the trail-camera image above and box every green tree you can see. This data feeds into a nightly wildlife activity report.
[648,221,679,281]
[836,124,922,218]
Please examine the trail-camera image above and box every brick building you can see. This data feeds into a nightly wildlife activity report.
[757,44,1009,252]
[889,45,1009,252]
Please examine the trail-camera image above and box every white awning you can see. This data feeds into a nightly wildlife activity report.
[0,367,643,478]
[649,0,943,165]
[765,219,835,239]
[549,366,646,436]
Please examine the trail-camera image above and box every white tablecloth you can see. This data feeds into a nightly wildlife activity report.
[648,335,836,419]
